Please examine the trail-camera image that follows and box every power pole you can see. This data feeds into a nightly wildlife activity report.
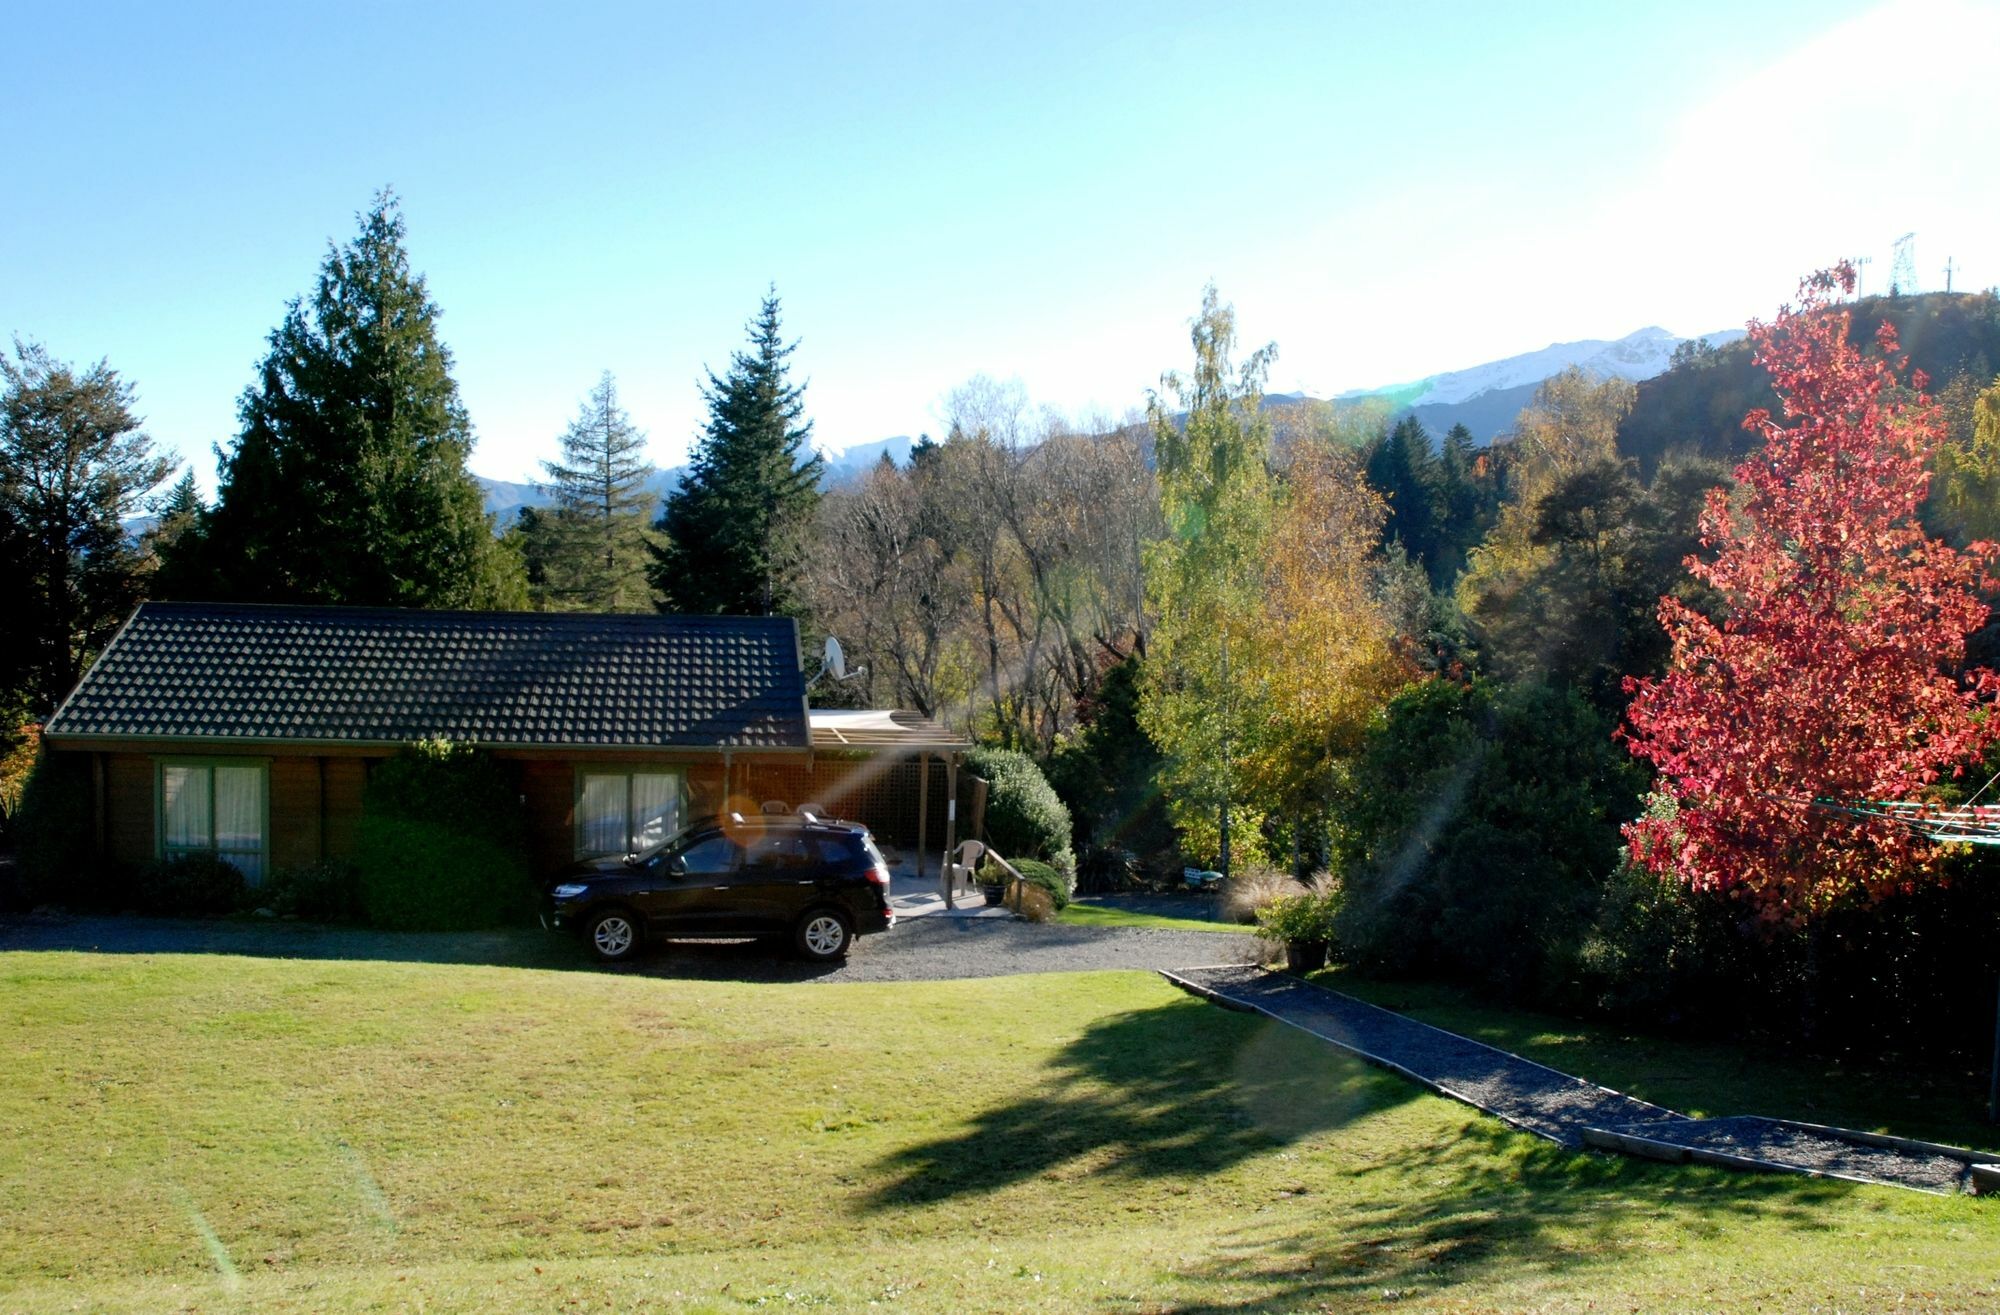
[1854,255,1873,299]
[1945,256,1957,293]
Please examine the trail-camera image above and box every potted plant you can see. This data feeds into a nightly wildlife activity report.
[975,859,1007,907]
[1255,889,1334,973]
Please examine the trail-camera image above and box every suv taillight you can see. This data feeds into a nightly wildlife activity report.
[865,864,890,888]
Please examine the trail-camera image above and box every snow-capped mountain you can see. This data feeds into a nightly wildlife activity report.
[474,435,913,521]
[1330,325,1746,443]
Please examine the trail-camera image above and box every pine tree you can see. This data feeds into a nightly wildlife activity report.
[1365,415,1441,577]
[143,470,202,560]
[0,339,173,717]
[650,288,824,615]
[162,191,523,608]
[1433,422,1490,583]
[537,372,656,610]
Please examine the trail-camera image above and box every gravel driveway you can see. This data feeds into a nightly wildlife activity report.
[0,910,1258,984]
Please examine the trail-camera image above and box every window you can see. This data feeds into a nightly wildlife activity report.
[745,832,815,872]
[575,770,685,858]
[159,761,268,883]
[674,833,741,876]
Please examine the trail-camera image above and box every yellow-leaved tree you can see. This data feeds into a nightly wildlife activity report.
[1929,373,2000,546]
[1456,366,1636,673]
[1239,438,1410,869]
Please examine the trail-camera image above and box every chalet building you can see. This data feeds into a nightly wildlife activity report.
[40,603,971,884]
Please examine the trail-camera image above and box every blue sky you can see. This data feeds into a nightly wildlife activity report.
[5,0,1996,487]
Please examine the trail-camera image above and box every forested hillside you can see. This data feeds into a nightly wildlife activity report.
[1619,290,2000,475]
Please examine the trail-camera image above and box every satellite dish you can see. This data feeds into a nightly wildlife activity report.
[823,635,847,681]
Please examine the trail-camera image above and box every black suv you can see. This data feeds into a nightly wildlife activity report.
[544,813,896,963]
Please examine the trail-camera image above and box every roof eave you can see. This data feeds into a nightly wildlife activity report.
[39,732,812,756]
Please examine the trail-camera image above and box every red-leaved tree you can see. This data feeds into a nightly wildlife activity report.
[1622,265,1999,922]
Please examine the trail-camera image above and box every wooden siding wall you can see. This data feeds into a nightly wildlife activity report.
[104,755,154,867]
[88,751,377,875]
[269,757,321,871]
[322,760,368,860]
[69,748,961,882]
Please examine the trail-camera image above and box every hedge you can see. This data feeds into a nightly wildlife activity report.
[355,740,531,930]
[966,746,1074,873]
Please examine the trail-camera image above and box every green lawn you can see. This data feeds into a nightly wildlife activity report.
[1058,902,1249,933]
[1,952,1996,1313]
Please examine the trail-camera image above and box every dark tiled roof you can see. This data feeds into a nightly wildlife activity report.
[44,603,809,751]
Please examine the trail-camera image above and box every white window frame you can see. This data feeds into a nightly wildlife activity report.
[155,758,271,884]
[573,768,687,859]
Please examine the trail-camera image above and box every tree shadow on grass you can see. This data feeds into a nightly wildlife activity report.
[1158,1120,1866,1312]
[0,911,853,981]
[862,998,1425,1210]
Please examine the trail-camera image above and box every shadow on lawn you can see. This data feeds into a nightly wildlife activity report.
[0,912,849,982]
[864,992,1860,1304]
[1161,1122,1857,1312]
[862,999,1425,1208]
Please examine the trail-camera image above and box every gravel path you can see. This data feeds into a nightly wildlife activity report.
[1167,963,1688,1147]
[1592,1116,1981,1195]
[0,910,1258,984]
[1167,964,1990,1196]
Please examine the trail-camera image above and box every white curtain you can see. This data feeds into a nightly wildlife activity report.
[630,773,682,850]
[161,765,210,851]
[577,774,627,857]
[213,765,266,884]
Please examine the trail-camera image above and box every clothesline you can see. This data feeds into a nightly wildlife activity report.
[1800,793,2000,845]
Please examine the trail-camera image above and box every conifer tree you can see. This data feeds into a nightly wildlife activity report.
[650,289,824,615]
[143,470,202,560]
[1433,422,1489,582]
[1365,415,1441,576]
[162,191,522,608]
[0,339,172,717]
[537,372,656,610]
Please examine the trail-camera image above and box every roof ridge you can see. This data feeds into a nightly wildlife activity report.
[133,601,797,628]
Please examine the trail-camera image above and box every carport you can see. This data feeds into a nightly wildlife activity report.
[808,710,979,905]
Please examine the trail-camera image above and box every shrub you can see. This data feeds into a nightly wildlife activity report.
[1220,862,1300,925]
[12,748,99,907]
[1335,679,1645,999]
[133,853,248,916]
[967,746,1073,869]
[355,740,531,931]
[1074,843,1140,894]
[263,860,365,923]
[1007,879,1057,923]
[1577,837,2000,1059]
[989,855,1070,911]
[1253,874,1342,946]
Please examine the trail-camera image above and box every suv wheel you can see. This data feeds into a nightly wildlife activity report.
[586,909,642,963]
[794,909,852,962]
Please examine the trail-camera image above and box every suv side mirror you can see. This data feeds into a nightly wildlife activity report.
[665,854,687,877]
